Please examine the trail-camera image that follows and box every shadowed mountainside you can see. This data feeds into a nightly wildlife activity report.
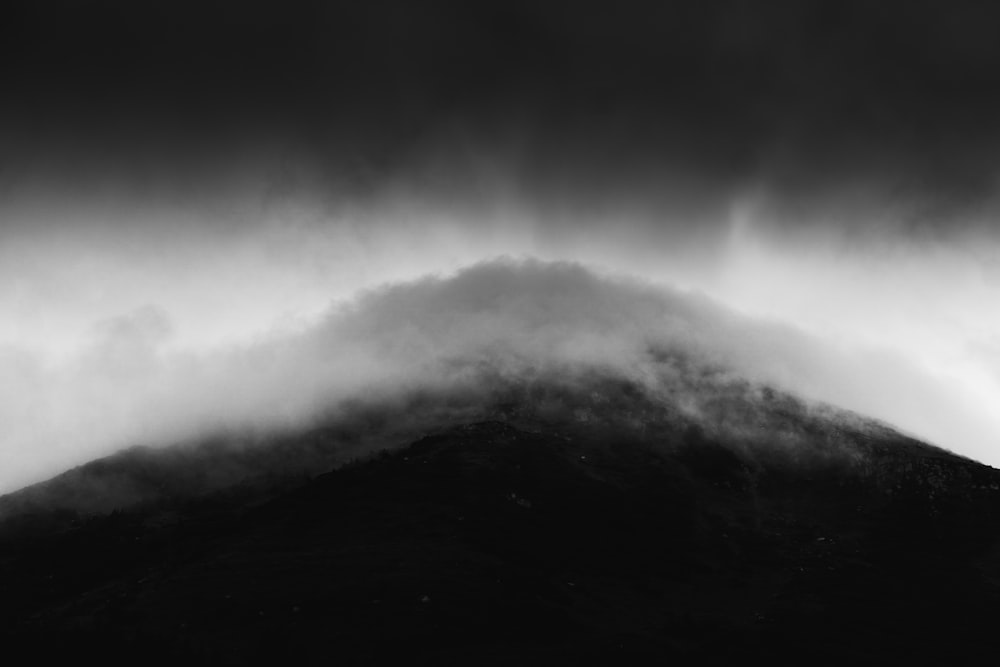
[0,356,965,522]
[2,375,1000,663]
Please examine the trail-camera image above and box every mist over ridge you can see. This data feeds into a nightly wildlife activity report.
[0,257,991,496]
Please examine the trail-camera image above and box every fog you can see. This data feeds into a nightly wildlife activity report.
[3,1,1000,492]
[1,256,996,494]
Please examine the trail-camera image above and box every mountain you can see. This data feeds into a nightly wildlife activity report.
[2,369,1000,665]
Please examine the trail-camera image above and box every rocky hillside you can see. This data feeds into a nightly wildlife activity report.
[2,412,1000,664]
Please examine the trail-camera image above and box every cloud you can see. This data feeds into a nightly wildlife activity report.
[3,2,1000,505]
[1,257,996,495]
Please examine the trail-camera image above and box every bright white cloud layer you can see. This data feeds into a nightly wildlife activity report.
[2,234,999,494]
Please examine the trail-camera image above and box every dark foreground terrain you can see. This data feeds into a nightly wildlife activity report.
[3,412,1000,665]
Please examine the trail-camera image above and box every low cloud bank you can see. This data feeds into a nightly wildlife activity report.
[0,258,992,494]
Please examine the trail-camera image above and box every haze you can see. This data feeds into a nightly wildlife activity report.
[2,0,1000,491]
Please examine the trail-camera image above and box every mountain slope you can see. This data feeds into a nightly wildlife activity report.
[2,409,1000,665]
[0,356,965,522]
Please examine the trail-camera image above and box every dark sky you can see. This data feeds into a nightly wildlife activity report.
[5,0,1000,229]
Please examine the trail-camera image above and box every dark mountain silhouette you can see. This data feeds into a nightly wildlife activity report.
[2,368,1000,664]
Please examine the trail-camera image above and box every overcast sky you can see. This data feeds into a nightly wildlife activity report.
[2,1,1000,489]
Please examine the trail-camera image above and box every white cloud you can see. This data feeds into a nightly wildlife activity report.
[1,257,995,494]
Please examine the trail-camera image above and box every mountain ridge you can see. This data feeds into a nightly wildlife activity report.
[0,360,980,524]
[2,414,1000,664]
